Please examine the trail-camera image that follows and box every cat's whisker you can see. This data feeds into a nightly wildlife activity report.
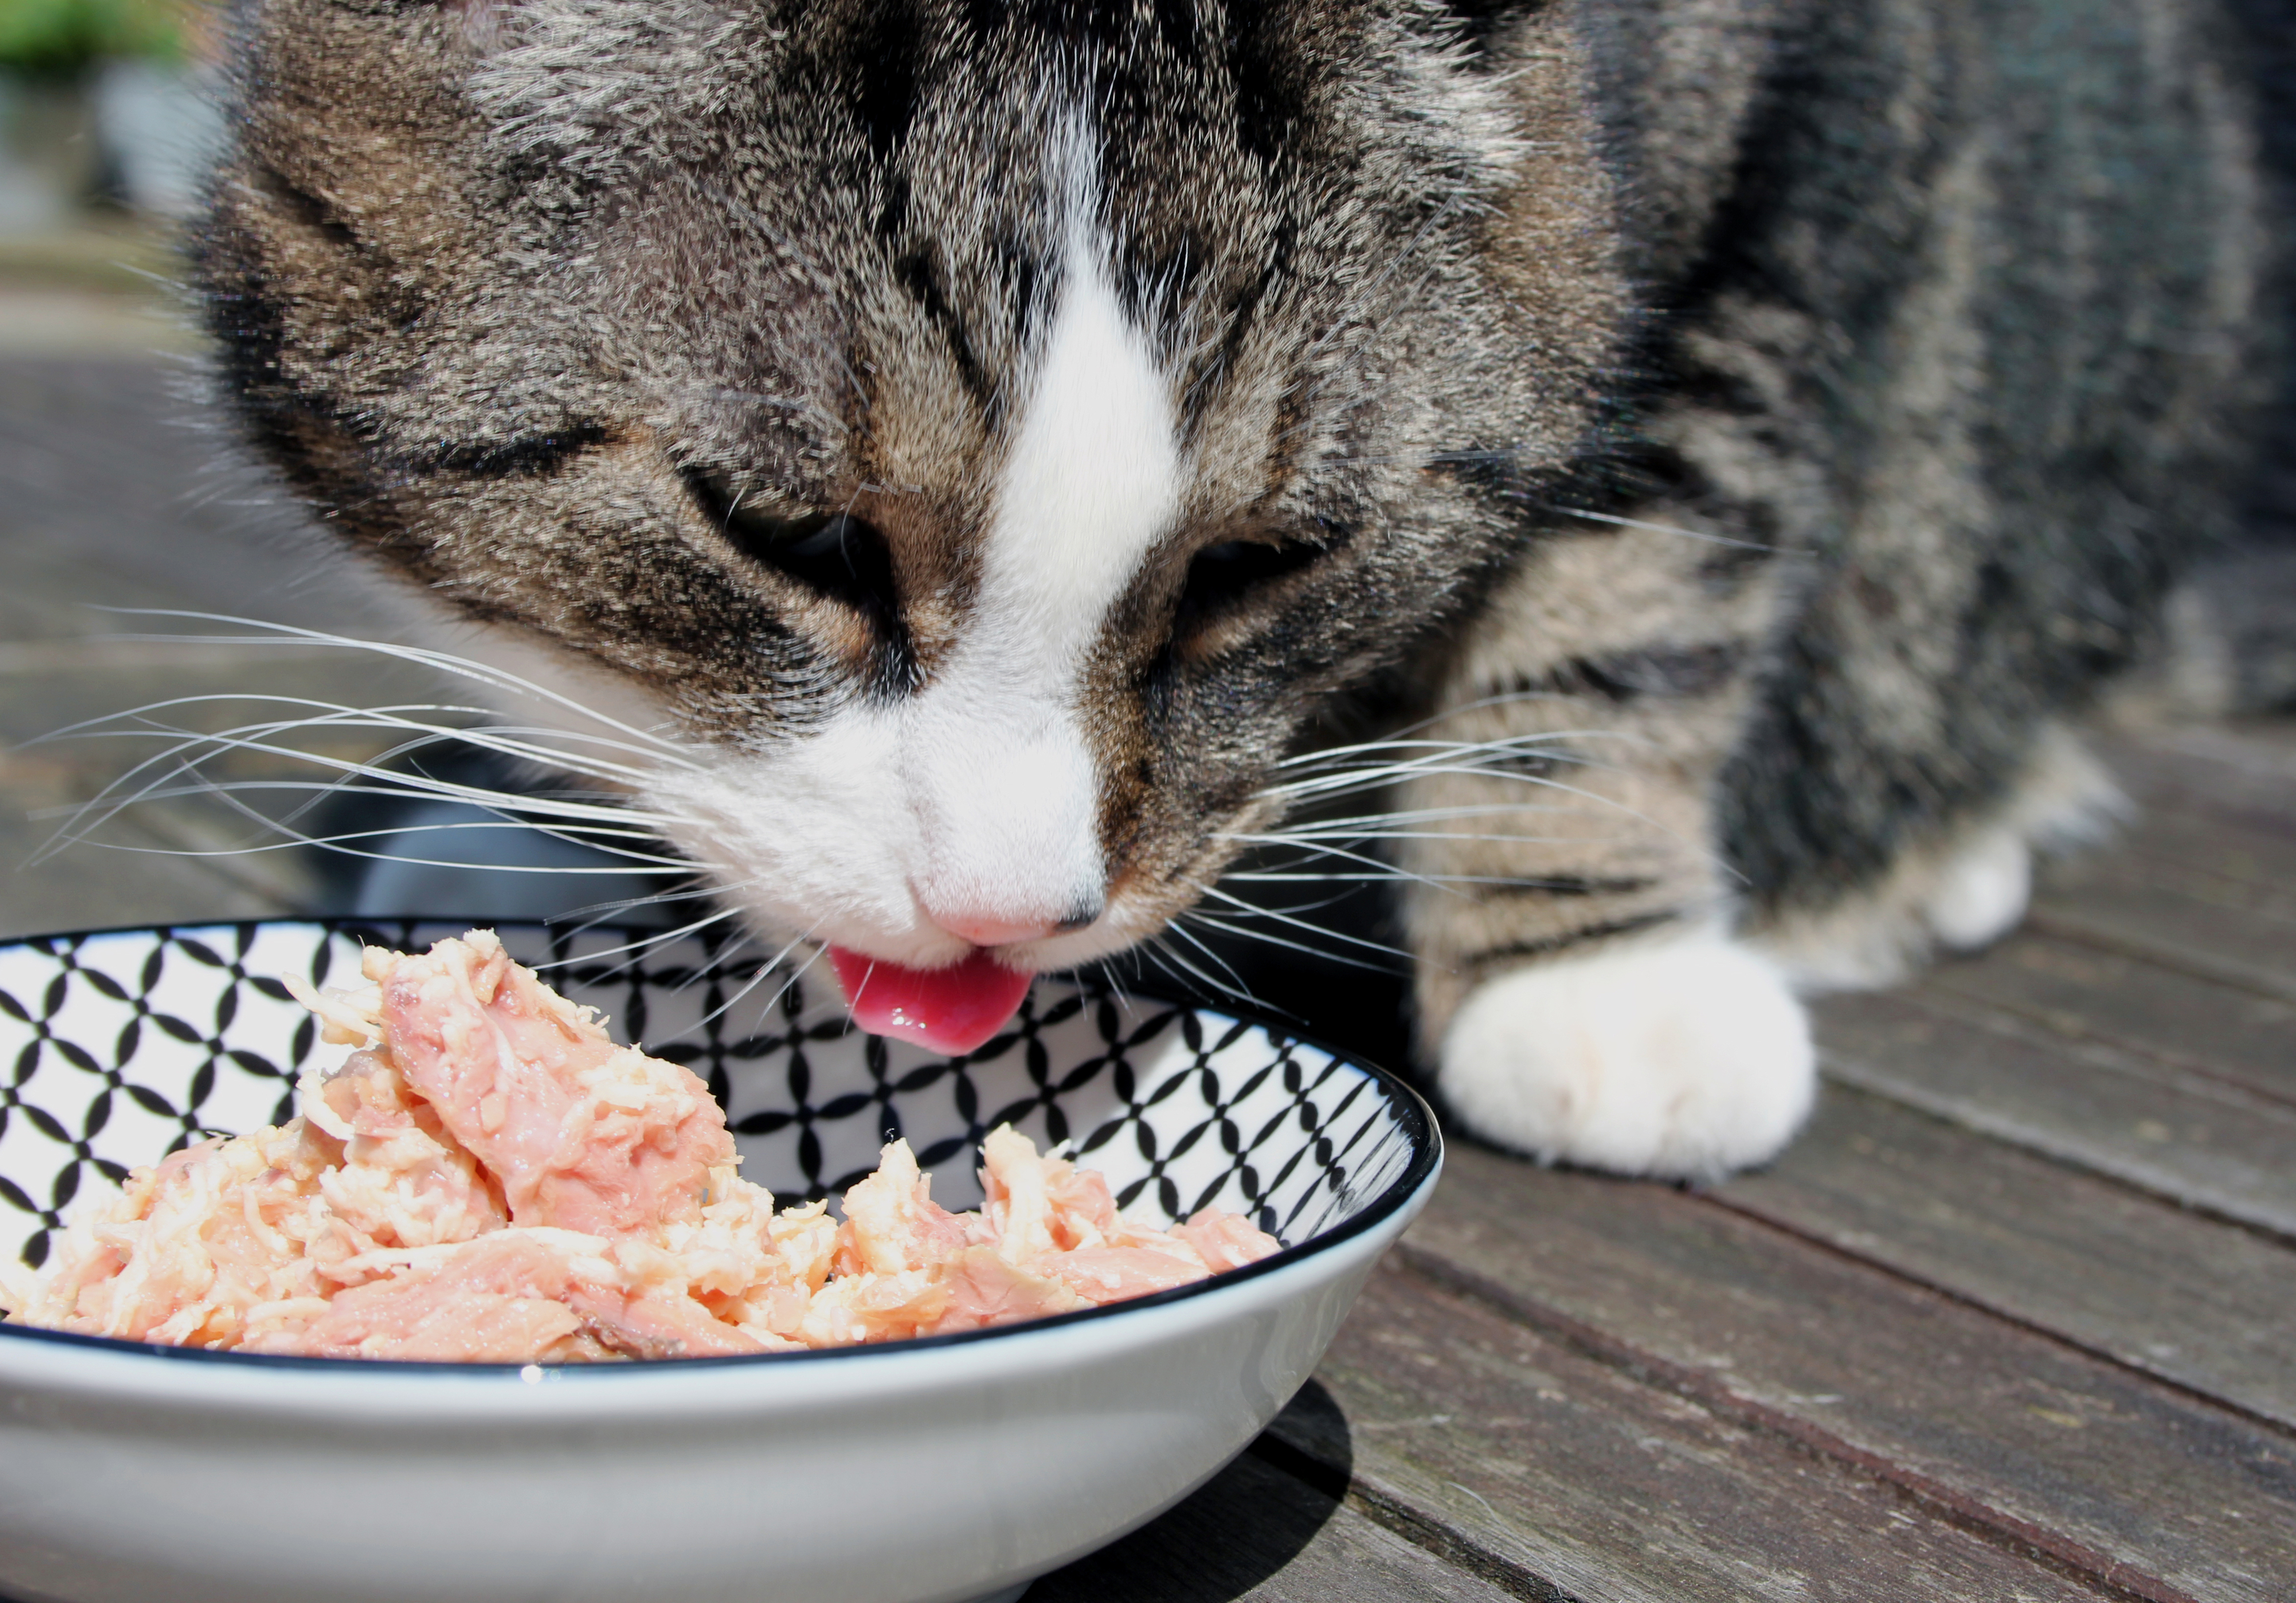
[1237,799,1621,831]
[1216,833,1467,896]
[545,874,731,935]
[1134,940,1219,1007]
[1227,817,1586,844]
[1156,922,1262,1007]
[35,832,701,877]
[1087,955,1137,1014]
[1256,743,1625,800]
[565,899,756,978]
[1242,766,1738,883]
[35,720,714,886]
[680,382,849,438]
[1136,932,1252,1010]
[1184,880,1416,963]
[1255,741,1611,792]
[41,756,699,870]
[1258,762,1649,820]
[1175,910,1405,976]
[1267,723,1624,773]
[1221,870,1550,885]
[44,698,676,789]
[1524,500,1789,555]
[83,611,700,762]
[35,707,680,838]
[703,935,828,1035]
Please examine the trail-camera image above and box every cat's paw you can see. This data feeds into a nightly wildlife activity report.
[1920,824,2030,951]
[1436,930,1816,1179]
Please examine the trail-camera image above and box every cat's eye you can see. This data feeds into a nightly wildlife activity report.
[1173,535,1328,632]
[684,470,901,632]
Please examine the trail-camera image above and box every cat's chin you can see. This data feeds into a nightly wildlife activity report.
[1435,928,1816,1181]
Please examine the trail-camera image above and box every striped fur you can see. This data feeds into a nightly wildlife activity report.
[194,0,2287,1174]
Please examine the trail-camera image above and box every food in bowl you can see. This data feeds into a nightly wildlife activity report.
[0,930,1276,1361]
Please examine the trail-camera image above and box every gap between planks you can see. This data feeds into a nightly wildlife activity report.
[1395,1145,2296,1603]
[1811,987,2296,1244]
[1704,1085,2296,1434]
[1280,1253,2167,1603]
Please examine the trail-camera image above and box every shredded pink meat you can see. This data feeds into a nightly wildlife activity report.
[3,931,1282,1362]
[380,937,732,1236]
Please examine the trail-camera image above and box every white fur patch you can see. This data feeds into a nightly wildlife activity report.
[1754,725,2118,991]
[1439,928,1817,1178]
[638,131,1182,965]
[898,170,1182,939]
[1921,826,2030,951]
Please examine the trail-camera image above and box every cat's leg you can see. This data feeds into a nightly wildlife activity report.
[1747,724,2126,991]
[1394,515,1814,1179]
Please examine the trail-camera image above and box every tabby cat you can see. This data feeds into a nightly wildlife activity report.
[193,0,2290,1176]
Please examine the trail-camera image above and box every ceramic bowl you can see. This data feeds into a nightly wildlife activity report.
[0,920,1439,1603]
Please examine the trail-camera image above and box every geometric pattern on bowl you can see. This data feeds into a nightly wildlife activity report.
[1,919,1419,1284]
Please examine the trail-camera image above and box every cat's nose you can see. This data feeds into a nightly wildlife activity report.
[930,911,1060,948]
[923,897,1103,949]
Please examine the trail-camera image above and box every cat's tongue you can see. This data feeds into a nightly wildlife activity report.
[827,946,1034,1056]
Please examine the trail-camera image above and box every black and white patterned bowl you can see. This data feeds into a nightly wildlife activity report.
[0,920,1439,1603]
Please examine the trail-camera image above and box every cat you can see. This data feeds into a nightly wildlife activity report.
[190,0,2291,1178]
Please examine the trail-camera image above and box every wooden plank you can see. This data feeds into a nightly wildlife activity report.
[1259,1258,2115,1603]
[1924,933,2296,1108]
[1717,1083,2296,1429]
[1811,988,2296,1236]
[1401,1145,2296,1603]
[2094,726,2296,847]
[1029,1434,1517,1603]
[2030,849,2296,1005]
[2110,805,2296,890]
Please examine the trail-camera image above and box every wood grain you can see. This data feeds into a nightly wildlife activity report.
[2095,728,2296,850]
[2029,849,2296,1005]
[1717,1083,2296,1429]
[1264,1258,2118,1603]
[1400,1145,2296,1603]
[1811,989,2296,1236]
[1922,934,2296,1108]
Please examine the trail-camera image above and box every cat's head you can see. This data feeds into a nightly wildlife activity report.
[198,0,1625,990]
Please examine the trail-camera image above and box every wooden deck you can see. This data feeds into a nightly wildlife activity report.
[3,348,2292,1603]
[1029,736,2296,1602]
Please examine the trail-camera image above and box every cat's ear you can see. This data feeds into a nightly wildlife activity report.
[197,0,554,471]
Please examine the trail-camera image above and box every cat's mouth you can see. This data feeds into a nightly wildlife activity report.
[826,946,1037,1056]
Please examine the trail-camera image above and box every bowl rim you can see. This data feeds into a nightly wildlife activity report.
[0,916,1441,1379]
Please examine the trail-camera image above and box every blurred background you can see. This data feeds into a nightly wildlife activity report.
[0,0,685,945]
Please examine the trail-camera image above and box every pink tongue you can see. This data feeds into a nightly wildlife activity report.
[828,946,1035,1056]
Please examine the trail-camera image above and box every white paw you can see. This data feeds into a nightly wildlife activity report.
[1920,826,2030,951]
[1437,930,1816,1178]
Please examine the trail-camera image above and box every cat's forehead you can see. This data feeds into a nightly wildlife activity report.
[501,0,1505,510]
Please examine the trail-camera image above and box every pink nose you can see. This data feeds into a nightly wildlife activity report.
[929,911,1061,948]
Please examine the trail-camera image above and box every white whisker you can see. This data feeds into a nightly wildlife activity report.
[575,902,754,978]
[1530,501,1785,554]
[698,936,825,1035]
[1185,882,1414,963]
[86,610,699,762]
[1176,911,1403,976]
[1157,923,1261,1008]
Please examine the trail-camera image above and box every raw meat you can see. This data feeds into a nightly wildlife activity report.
[2,932,1280,1361]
